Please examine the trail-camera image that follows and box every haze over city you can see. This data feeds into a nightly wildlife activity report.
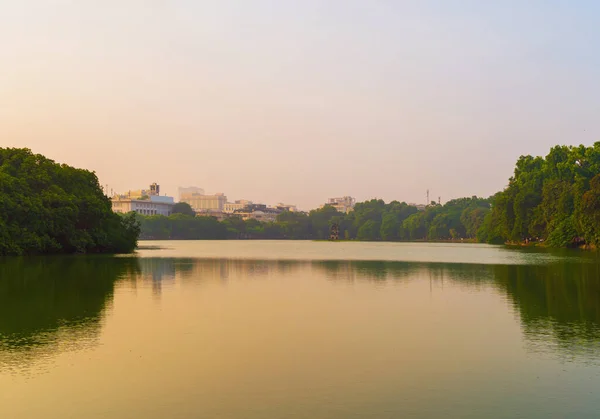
[2,1,599,209]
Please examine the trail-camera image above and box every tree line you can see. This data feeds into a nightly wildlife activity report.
[0,148,139,255]
[4,142,600,253]
[477,142,600,247]
[139,196,491,241]
[141,142,600,248]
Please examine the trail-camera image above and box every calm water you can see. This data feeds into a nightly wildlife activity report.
[1,241,600,418]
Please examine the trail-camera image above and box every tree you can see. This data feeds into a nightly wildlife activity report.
[402,213,426,240]
[277,211,310,239]
[380,213,400,241]
[579,174,600,246]
[0,148,139,255]
[171,202,196,217]
[222,216,247,239]
[308,206,341,239]
[479,142,600,247]
[357,220,381,241]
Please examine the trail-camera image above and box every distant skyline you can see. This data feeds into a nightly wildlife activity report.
[2,1,599,210]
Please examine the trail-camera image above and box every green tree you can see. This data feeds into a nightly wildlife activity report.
[222,216,247,239]
[0,148,139,255]
[357,220,381,241]
[480,142,600,247]
[171,202,196,217]
[579,174,600,245]
[380,213,400,241]
[402,213,427,240]
[277,211,310,239]
[308,206,341,239]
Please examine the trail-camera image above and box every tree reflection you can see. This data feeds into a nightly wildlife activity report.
[0,256,139,367]
[315,260,492,286]
[3,255,600,366]
[492,262,600,360]
[318,259,600,361]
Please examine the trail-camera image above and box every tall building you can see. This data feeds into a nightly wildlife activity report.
[181,192,227,211]
[323,196,355,213]
[178,186,205,201]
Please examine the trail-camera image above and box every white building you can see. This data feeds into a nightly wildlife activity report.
[224,202,245,214]
[235,210,279,223]
[112,183,175,216]
[322,196,355,213]
[112,195,175,216]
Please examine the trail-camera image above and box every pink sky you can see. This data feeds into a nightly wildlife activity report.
[2,1,599,209]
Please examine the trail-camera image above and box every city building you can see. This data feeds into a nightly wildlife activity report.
[181,192,227,211]
[119,182,162,200]
[112,184,175,216]
[245,211,278,223]
[274,203,297,212]
[322,196,355,213]
[178,186,205,201]
[233,204,281,223]
[233,210,279,223]
[223,203,243,214]
[223,200,254,214]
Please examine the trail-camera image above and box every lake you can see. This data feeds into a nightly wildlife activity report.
[1,241,600,418]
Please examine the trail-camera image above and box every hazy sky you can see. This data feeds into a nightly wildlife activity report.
[2,1,599,209]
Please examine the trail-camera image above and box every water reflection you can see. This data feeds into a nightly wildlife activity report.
[492,263,600,361]
[126,258,308,287]
[0,256,139,370]
[317,260,600,362]
[2,256,600,368]
[316,260,495,287]
[134,258,600,363]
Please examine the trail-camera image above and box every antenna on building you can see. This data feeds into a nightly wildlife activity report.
[426,189,429,206]
[438,196,441,205]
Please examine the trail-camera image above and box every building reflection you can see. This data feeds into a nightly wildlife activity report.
[175,259,307,284]
[122,258,310,294]
[126,258,178,296]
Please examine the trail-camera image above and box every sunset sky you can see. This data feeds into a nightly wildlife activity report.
[2,1,599,209]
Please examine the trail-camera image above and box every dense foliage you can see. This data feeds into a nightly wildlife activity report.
[171,202,196,217]
[139,197,490,241]
[478,143,600,247]
[139,213,227,240]
[0,148,140,255]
